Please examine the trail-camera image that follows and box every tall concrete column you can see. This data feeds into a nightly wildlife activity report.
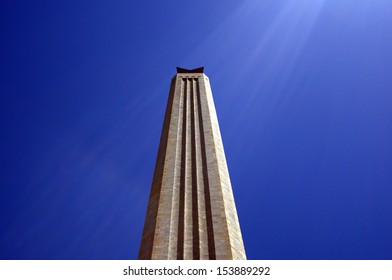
[138,67,246,260]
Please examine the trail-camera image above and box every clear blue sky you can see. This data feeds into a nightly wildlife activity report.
[1,0,392,259]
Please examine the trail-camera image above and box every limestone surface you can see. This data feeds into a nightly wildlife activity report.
[138,68,246,260]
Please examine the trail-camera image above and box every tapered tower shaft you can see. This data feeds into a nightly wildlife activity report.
[139,67,246,260]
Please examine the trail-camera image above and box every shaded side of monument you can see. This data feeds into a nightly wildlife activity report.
[138,67,246,260]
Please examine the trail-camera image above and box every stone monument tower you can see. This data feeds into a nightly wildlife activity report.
[138,67,246,260]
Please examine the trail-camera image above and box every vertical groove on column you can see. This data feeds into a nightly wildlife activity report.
[184,78,192,259]
[177,78,187,259]
[196,79,216,259]
[190,78,200,259]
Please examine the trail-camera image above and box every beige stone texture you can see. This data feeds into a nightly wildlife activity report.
[138,71,246,260]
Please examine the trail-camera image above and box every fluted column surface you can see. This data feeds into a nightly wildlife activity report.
[139,71,246,260]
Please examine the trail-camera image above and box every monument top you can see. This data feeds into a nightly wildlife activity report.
[176,67,204,73]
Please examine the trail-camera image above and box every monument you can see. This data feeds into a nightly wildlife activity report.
[138,67,246,260]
